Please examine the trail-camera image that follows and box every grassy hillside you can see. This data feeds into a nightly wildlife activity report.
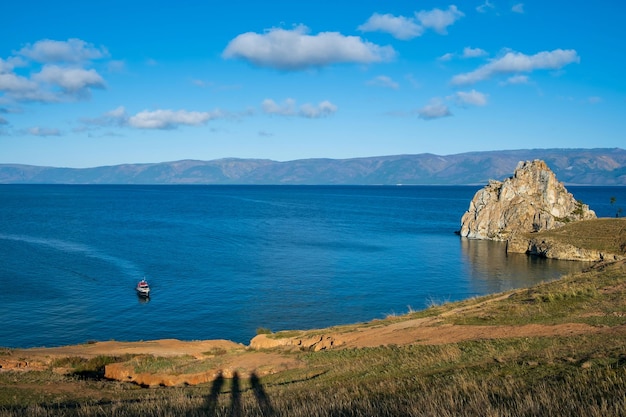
[531,218,626,254]
[1,220,626,416]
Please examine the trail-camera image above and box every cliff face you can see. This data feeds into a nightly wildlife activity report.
[459,160,596,241]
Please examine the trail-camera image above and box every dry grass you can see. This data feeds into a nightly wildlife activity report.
[3,260,626,415]
[2,219,626,416]
[444,260,626,327]
[533,218,626,254]
[2,334,625,416]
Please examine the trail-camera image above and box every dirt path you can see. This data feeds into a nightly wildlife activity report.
[4,289,625,385]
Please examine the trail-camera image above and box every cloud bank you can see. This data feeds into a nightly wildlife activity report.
[223,25,396,70]
[0,38,108,103]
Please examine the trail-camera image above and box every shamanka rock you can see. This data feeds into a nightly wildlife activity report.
[459,160,596,241]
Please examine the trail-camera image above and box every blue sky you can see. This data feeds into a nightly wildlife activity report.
[1,1,624,168]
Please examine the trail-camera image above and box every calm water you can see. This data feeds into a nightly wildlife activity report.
[0,185,623,348]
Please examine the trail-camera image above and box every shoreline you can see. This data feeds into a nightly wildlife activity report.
[2,258,625,387]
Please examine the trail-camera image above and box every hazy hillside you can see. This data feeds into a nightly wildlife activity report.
[1,148,625,185]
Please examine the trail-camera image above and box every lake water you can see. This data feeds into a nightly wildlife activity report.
[0,185,624,348]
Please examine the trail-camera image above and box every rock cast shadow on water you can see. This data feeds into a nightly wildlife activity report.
[459,238,588,295]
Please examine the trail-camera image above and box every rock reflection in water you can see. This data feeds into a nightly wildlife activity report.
[459,238,590,295]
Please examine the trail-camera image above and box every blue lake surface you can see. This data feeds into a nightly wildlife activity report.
[0,184,624,348]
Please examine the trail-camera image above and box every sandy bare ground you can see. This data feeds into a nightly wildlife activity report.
[13,339,243,360]
[4,287,625,386]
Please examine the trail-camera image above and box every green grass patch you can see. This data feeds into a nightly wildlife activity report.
[255,327,272,335]
[531,218,626,254]
[267,330,303,339]
[202,347,228,356]
[51,354,134,379]
[130,354,225,375]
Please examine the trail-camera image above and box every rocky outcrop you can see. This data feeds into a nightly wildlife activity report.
[507,234,625,262]
[250,333,344,352]
[104,362,223,387]
[459,160,596,241]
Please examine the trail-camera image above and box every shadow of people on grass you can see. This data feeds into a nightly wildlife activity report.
[229,371,242,417]
[250,372,275,416]
[204,371,225,415]
[203,370,275,417]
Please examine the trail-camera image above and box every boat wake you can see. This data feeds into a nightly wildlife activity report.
[0,233,142,279]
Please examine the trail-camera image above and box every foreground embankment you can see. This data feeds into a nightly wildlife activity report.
[1,261,625,415]
[1,219,626,416]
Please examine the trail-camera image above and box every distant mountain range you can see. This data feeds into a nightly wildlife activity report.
[1,148,625,185]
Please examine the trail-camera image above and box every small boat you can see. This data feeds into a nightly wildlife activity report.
[136,279,150,297]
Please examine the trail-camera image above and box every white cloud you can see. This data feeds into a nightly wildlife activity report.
[451,49,580,85]
[80,105,127,127]
[223,25,396,70]
[34,65,105,93]
[262,98,296,116]
[299,100,338,118]
[439,47,487,62]
[359,6,463,39]
[418,98,452,120]
[503,75,530,85]
[25,126,62,136]
[462,47,488,58]
[416,5,464,34]
[366,75,399,89]
[0,57,27,73]
[84,106,234,130]
[454,89,488,106]
[512,3,525,13]
[1,38,109,104]
[357,13,423,40]
[588,96,602,104]
[105,106,127,119]
[476,0,495,13]
[17,38,108,63]
[262,98,337,118]
[0,72,39,93]
[128,109,221,129]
